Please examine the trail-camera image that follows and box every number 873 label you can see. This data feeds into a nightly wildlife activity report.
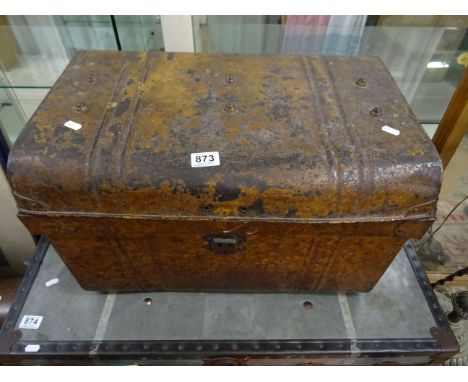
[190,151,220,168]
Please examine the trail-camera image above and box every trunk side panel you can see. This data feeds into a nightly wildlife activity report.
[19,214,432,292]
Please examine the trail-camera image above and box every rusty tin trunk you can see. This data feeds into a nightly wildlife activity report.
[7,51,443,292]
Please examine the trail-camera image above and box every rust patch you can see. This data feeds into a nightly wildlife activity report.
[286,208,298,217]
[429,327,460,359]
[214,182,241,202]
[268,104,290,120]
[246,198,266,215]
[0,330,22,353]
[114,97,130,118]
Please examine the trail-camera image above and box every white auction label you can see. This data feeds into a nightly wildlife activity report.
[64,120,82,130]
[45,278,59,287]
[25,344,41,353]
[190,151,220,168]
[19,315,43,330]
[382,125,400,136]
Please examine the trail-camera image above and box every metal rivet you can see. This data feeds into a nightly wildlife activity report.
[225,74,236,84]
[238,206,248,215]
[224,104,237,115]
[370,107,382,117]
[196,344,203,351]
[303,301,313,310]
[143,297,152,306]
[87,74,96,84]
[212,343,219,350]
[73,102,89,113]
[200,204,213,214]
[356,78,367,87]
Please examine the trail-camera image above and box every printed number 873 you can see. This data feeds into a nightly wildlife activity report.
[195,155,215,163]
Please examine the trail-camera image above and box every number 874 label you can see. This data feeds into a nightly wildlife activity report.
[19,315,43,329]
[191,151,220,168]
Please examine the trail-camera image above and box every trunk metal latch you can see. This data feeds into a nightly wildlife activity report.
[204,234,246,255]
